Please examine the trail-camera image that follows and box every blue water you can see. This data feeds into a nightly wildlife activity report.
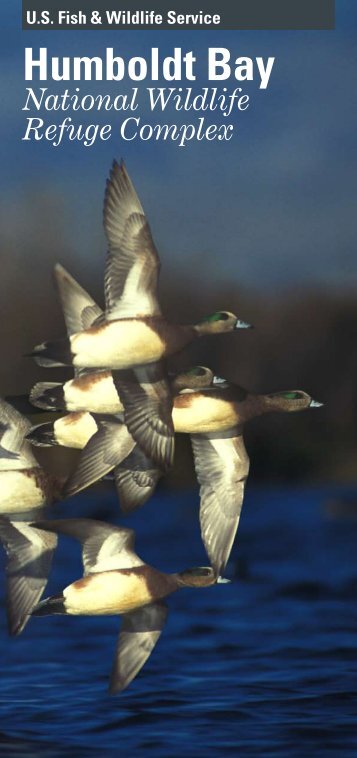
[0,485,356,756]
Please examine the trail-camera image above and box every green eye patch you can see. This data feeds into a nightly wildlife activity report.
[186,367,206,376]
[202,312,229,323]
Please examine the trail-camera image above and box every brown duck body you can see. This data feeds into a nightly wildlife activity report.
[70,317,195,370]
[30,365,217,418]
[64,372,122,414]
[64,565,178,615]
[28,386,257,453]
[51,412,98,449]
[172,387,315,435]
[0,468,60,515]
[172,387,258,434]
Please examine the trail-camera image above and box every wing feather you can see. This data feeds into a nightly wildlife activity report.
[0,517,57,635]
[191,432,250,576]
[103,161,161,319]
[63,419,136,498]
[54,263,103,336]
[110,602,168,693]
[113,363,174,471]
[0,399,38,470]
[114,445,162,514]
[31,518,143,574]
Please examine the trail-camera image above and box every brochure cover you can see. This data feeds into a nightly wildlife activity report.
[0,1,356,754]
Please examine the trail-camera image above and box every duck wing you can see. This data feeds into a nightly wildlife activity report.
[191,430,250,577]
[113,363,174,471]
[54,263,103,336]
[0,398,38,470]
[31,518,144,574]
[54,263,105,378]
[114,445,163,514]
[63,418,136,498]
[110,602,168,693]
[103,161,161,320]
[0,516,57,635]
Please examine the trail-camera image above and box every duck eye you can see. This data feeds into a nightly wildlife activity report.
[218,312,229,321]
[185,567,212,576]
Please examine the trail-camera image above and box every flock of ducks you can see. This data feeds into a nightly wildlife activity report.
[0,162,323,693]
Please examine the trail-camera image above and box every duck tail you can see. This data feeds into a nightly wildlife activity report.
[26,422,57,447]
[29,382,65,411]
[32,593,66,616]
[26,337,72,368]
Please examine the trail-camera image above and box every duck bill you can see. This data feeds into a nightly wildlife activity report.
[212,375,229,387]
[235,320,253,329]
[309,399,324,408]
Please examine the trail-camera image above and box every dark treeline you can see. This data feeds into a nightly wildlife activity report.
[161,279,357,487]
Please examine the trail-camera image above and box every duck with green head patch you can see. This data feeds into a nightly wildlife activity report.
[68,380,322,579]
[28,162,251,468]
[189,386,322,573]
[30,519,221,694]
[175,382,323,576]
[29,164,251,369]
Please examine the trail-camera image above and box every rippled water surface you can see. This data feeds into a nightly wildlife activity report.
[0,485,356,756]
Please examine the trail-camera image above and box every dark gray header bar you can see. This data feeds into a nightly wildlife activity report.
[23,1,335,31]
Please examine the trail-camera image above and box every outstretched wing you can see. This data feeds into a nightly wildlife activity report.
[114,445,163,514]
[110,602,168,693]
[0,517,57,635]
[103,161,161,319]
[54,264,105,377]
[0,398,38,470]
[113,363,174,471]
[54,263,103,336]
[191,431,250,576]
[31,518,143,574]
[63,419,136,498]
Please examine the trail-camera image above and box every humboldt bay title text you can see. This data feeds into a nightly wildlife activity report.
[22,47,276,148]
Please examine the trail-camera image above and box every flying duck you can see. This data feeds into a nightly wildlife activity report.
[27,365,216,449]
[28,162,251,468]
[0,399,64,634]
[172,384,323,576]
[62,382,323,576]
[28,367,218,499]
[31,519,222,693]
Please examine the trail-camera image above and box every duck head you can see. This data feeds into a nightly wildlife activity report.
[175,566,217,588]
[193,311,252,336]
[261,390,323,414]
[171,366,227,393]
